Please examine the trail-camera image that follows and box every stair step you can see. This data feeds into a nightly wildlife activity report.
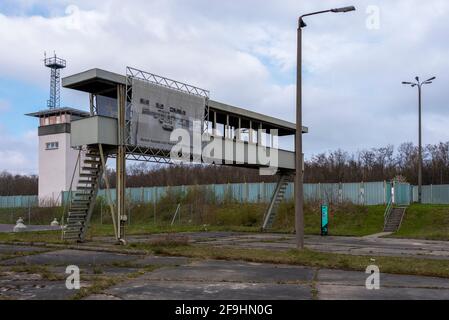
[84,159,100,164]
[69,210,87,214]
[68,217,86,221]
[64,229,82,233]
[67,195,91,201]
[79,173,98,178]
[78,179,96,184]
[77,186,95,191]
[65,230,83,235]
[85,152,100,156]
[82,166,99,172]
[73,201,90,205]
[70,207,88,211]
[68,212,87,215]
[63,235,82,239]
[65,226,84,231]
[64,234,82,238]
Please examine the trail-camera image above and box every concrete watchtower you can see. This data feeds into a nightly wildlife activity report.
[26,54,88,205]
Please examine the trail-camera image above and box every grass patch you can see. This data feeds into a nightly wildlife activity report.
[391,204,449,241]
[87,224,258,239]
[128,243,449,279]
[275,202,385,236]
[0,207,63,225]
[71,265,164,300]
[2,203,448,245]
[71,276,121,300]
[9,265,64,281]
[0,230,63,244]
[0,199,389,242]
[0,248,55,262]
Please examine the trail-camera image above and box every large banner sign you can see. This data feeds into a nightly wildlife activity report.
[129,78,206,151]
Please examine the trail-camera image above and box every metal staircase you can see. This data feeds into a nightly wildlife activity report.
[384,206,407,232]
[63,147,103,242]
[261,174,293,231]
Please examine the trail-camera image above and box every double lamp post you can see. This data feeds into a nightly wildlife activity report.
[402,76,436,203]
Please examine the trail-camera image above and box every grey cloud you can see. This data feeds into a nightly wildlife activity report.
[0,0,448,170]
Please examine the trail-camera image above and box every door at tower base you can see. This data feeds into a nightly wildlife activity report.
[129,78,206,153]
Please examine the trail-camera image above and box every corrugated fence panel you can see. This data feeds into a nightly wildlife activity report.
[0,195,38,208]
[412,186,419,203]
[285,183,294,201]
[320,183,340,203]
[365,182,386,205]
[430,185,449,204]
[342,183,359,204]
[15,182,449,208]
[394,182,411,205]
[304,184,320,201]
[247,183,260,202]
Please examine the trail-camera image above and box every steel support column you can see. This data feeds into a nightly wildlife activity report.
[295,23,304,249]
[116,84,127,244]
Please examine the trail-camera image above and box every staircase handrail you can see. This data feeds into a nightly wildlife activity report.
[384,198,393,228]
[61,149,81,234]
[262,175,287,230]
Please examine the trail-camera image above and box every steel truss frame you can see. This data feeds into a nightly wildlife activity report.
[124,66,210,164]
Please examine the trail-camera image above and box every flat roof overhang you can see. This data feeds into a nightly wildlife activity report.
[26,107,90,118]
[62,68,308,136]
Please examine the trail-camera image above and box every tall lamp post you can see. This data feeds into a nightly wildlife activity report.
[296,6,356,249]
[402,76,436,203]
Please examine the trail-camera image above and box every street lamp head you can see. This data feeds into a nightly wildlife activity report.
[299,5,356,27]
[402,81,412,85]
[331,6,356,13]
[425,76,436,82]
[415,76,420,82]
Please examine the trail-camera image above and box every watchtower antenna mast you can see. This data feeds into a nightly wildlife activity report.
[44,52,66,109]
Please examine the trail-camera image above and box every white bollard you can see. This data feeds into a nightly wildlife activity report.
[51,218,60,227]
[13,217,27,233]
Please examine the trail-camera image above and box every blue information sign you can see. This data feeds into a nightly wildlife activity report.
[321,205,329,236]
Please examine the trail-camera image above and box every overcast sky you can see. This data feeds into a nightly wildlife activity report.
[1,0,448,174]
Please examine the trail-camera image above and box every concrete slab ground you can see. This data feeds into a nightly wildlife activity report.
[0,249,141,267]
[0,244,48,254]
[317,284,449,300]
[142,260,315,283]
[0,278,76,300]
[105,280,313,300]
[141,232,449,260]
[92,231,449,260]
[1,232,449,300]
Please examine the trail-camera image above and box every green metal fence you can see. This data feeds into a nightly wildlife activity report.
[2,181,419,208]
[0,195,38,208]
[413,185,449,204]
[61,181,396,206]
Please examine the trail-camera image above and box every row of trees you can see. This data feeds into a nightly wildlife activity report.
[2,142,449,195]
[305,142,449,184]
[97,141,449,187]
[0,171,38,196]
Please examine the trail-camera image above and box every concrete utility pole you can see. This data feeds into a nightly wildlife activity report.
[296,6,356,249]
[402,76,436,203]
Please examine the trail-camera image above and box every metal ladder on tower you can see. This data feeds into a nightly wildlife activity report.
[261,173,293,231]
[63,147,103,242]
